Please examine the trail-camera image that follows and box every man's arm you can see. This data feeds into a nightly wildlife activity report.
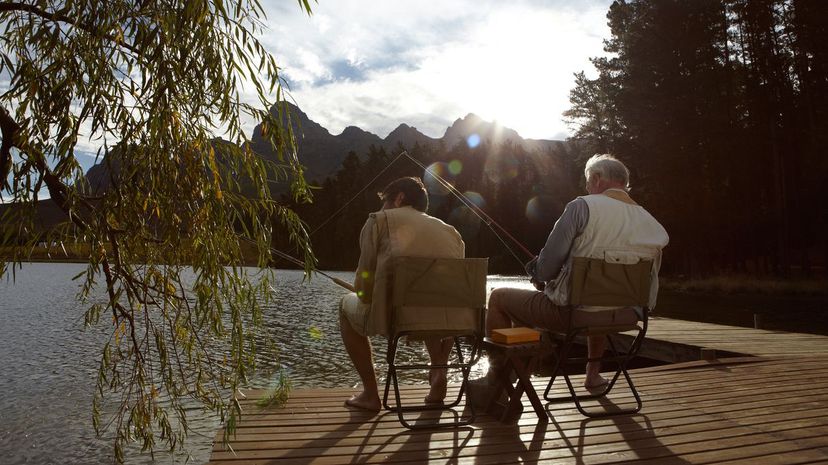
[532,198,589,282]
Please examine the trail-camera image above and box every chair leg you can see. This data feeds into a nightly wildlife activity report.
[546,330,644,417]
[382,336,400,411]
[386,335,478,429]
[544,332,576,402]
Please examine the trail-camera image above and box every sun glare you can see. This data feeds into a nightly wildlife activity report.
[415,7,605,139]
[278,2,609,141]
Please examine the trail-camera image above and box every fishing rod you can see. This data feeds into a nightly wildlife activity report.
[308,149,536,271]
[239,236,356,292]
[244,149,538,292]
[397,151,536,268]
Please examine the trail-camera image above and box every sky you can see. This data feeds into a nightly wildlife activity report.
[3,0,615,198]
[257,0,614,141]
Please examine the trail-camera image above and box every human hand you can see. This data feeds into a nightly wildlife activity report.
[524,256,539,275]
[530,276,545,291]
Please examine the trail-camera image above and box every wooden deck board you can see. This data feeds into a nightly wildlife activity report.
[643,317,828,359]
[208,318,828,464]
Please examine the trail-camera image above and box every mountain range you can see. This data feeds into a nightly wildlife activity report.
[5,105,569,234]
[249,103,566,183]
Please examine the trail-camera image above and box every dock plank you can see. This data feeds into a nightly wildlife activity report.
[209,318,828,464]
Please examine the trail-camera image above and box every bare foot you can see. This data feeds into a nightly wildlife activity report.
[344,391,381,411]
[584,374,608,390]
[425,372,447,404]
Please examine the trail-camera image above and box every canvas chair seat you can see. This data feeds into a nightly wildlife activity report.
[544,256,653,418]
[382,256,487,429]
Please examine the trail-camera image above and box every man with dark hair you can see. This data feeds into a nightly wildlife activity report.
[339,176,465,411]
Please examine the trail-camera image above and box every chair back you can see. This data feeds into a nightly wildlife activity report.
[569,256,652,308]
[390,257,488,335]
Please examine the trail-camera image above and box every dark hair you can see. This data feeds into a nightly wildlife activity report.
[379,177,428,212]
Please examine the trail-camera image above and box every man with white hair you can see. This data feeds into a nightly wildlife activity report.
[482,154,669,389]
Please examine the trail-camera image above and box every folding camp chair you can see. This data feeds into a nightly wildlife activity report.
[382,257,488,429]
[544,256,653,418]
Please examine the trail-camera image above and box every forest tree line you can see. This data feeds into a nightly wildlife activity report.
[565,0,827,276]
[279,141,582,274]
[284,0,827,278]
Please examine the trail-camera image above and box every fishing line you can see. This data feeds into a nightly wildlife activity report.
[248,148,538,290]
[305,149,535,270]
[308,150,406,236]
[239,236,355,291]
[309,150,535,268]
[398,151,534,269]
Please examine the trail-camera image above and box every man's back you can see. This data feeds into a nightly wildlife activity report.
[355,206,464,335]
[574,193,668,260]
[380,206,464,259]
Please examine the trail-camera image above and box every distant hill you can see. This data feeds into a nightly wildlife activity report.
[250,102,565,183]
[9,105,570,231]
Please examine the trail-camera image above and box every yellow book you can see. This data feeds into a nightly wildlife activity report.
[491,327,540,344]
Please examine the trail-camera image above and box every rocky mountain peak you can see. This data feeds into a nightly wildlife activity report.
[443,113,521,147]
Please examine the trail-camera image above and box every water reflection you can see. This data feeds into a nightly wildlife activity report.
[0,263,530,464]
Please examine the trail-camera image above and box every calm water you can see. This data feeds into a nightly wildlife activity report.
[5,264,824,464]
[0,263,525,464]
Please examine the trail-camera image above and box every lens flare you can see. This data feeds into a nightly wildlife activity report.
[525,196,557,225]
[448,205,482,237]
[463,191,486,209]
[423,162,452,196]
[308,326,323,341]
[484,154,519,184]
[467,133,481,148]
[448,159,463,176]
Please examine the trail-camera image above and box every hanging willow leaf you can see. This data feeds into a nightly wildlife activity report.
[0,0,318,461]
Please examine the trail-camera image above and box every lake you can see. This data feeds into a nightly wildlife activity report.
[2,263,825,464]
[0,263,525,464]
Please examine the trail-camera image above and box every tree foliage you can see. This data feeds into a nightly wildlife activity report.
[565,0,828,276]
[289,140,581,273]
[1,0,316,461]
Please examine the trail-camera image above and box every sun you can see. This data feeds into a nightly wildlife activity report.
[413,6,604,140]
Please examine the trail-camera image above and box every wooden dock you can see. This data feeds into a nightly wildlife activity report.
[630,316,828,363]
[208,318,828,464]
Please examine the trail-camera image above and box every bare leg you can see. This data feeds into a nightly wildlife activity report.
[339,311,381,411]
[585,335,608,389]
[424,338,453,403]
[486,289,514,336]
[480,289,515,380]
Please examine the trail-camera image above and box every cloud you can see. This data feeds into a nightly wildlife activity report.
[257,0,613,140]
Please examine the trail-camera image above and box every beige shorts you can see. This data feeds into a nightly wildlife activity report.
[340,292,370,336]
[489,288,639,331]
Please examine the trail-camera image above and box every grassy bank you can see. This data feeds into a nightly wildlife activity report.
[661,274,828,296]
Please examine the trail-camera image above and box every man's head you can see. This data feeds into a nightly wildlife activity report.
[378,177,429,212]
[584,154,630,194]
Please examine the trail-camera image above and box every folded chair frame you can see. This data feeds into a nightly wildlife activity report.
[544,307,649,418]
[383,330,483,429]
[381,256,488,430]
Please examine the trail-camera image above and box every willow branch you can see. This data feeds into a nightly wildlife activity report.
[0,2,142,55]
[0,107,14,190]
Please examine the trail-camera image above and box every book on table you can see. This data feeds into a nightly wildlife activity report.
[491,327,540,344]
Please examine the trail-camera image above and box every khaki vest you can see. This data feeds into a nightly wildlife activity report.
[547,191,669,309]
[354,206,464,336]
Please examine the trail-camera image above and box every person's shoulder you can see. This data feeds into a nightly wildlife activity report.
[420,210,462,232]
[366,210,388,227]
[566,196,589,211]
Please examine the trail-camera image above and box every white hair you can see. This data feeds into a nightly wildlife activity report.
[584,154,630,190]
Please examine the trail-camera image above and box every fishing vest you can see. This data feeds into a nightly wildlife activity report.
[355,206,465,336]
[546,191,669,310]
